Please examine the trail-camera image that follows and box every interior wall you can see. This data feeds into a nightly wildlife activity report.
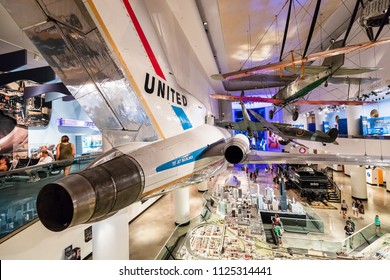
[28,99,100,156]
[0,221,92,260]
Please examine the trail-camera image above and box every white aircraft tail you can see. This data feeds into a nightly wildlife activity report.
[1,0,207,145]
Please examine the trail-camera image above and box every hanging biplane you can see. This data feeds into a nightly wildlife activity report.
[211,37,390,121]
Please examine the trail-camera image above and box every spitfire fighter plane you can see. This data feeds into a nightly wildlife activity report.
[248,109,339,147]
[215,92,339,147]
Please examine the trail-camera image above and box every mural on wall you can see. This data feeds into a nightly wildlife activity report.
[0,87,53,156]
[0,93,28,156]
[0,49,60,156]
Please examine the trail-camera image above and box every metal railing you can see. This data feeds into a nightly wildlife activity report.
[0,154,100,242]
[282,222,390,255]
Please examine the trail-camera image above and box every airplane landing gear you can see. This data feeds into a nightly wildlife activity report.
[292,110,299,121]
[269,109,275,120]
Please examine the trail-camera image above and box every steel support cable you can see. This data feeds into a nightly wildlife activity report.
[302,0,322,59]
[342,0,361,47]
[239,0,289,70]
[279,0,294,62]
[374,3,390,41]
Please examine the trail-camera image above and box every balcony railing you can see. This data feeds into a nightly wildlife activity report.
[0,154,100,242]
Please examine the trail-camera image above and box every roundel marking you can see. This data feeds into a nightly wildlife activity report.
[299,147,307,154]
[296,129,305,136]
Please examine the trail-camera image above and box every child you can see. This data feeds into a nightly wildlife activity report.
[375,215,381,235]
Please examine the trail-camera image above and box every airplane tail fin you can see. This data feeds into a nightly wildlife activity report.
[322,40,344,70]
[327,128,339,143]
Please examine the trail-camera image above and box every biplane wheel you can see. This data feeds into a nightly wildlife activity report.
[269,109,274,120]
[292,110,299,121]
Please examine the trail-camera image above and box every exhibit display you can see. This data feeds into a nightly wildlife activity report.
[1,0,390,264]
[173,168,331,260]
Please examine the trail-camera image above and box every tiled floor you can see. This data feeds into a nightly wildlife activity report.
[128,166,390,260]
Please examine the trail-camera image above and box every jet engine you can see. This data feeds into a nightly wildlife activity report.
[37,154,145,232]
[223,134,250,164]
[36,124,231,232]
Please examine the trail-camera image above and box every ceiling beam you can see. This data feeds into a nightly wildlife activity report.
[342,0,361,47]
[302,0,321,58]
[279,0,293,62]
[374,3,390,41]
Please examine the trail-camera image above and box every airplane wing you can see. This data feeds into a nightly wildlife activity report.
[210,94,376,106]
[245,150,390,166]
[210,94,284,104]
[288,139,309,149]
[248,109,284,135]
[215,120,269,133]
[223,74,296,91]
[284,66,379,76]
[215,121,245,131]
[332,67,380,76]
[249,109,309,148]
[293,99,376,105]
[327,77,381,85]
[211,36,390,81]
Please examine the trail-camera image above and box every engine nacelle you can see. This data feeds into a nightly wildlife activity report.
[224,134,250,164]
[278,138,291,146]
[37,154,145,232]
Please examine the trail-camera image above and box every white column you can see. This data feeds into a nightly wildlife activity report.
[346,106,363,136]
[350,165,368,200]
[91,136,130,259]
[197,180,208,192]
[92,209,129,259]
[384,168,390,192]
[174,187,190,226]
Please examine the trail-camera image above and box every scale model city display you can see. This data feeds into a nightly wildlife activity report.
[176,168,320,260]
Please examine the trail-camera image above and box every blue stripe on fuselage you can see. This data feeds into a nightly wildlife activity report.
[156,146,206,172]
[171,105,192,130]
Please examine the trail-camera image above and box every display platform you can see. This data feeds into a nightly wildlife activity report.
[173,168,330,260]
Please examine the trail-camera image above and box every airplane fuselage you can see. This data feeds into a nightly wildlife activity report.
[273,69,332,104]
[272,124,334,143]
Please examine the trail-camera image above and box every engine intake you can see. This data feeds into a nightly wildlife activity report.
[37,154,145,232]
[224,134,250,164]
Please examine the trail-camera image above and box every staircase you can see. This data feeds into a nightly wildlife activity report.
[323,168,341,203]
[263,225,278,245]
[327,186,341,203]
